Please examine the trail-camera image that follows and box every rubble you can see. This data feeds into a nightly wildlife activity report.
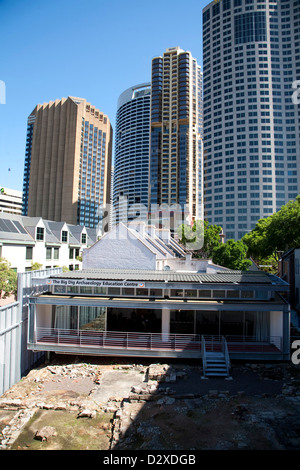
[34,426,57,441]
[0,359,300,450]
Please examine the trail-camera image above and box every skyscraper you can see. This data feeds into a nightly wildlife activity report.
[22,96,113,231]
[149,47,203,227]
[113,83,151,225]
[202,0,300,240]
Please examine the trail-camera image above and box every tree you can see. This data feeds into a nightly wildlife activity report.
[243,195,300,267]
[31,262,43,271]
[178,220,223,258]
[0,257,17,298]
[212,239,252,271]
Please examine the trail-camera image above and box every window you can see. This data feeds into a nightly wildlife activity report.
[185,290,197,298]
[36,227,44,241]
[62,231,68,243]
[26,247,33,260]
[46,247,52,260]
[53,248,59,260]
[123,288,134,296]
[81,233,87,244]
[171,289,184,297]
[234,12,267,44]
[149,289,163,297]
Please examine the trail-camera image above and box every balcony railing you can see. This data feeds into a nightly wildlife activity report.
[34,328,283,355]
[35,327,201,353]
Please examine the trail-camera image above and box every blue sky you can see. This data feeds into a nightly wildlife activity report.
[0,0,208,191]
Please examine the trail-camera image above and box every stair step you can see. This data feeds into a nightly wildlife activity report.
[205,372,228,377]
[206,365,228,370]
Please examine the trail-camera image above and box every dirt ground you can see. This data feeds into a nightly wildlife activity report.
[1,354,300,451]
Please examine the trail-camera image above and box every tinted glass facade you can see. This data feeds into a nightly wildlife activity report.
[113,84,151,225]
[149,47,203,223]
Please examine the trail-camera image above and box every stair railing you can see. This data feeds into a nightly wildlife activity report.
[201,335,207,377]
[222,336,231,376]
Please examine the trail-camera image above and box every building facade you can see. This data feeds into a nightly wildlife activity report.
[0,212,99,272]
[22,96,113,231]
[149,47,203,227]
[26,221,290,366]
[202,0,300,240]
[0,187,23,215]
[113,84,151,225]
[28,267,290,366]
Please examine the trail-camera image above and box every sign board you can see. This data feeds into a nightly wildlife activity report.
[47,278,145,288]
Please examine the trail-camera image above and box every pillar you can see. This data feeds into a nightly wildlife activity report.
[162,308,170,341]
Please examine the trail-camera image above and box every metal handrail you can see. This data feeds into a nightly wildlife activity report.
[34,328,283,354]
[35,327,202,352]
[222,336,231,373]
[201,335,207,377]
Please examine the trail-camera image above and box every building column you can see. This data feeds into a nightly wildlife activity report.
[162,308,170,341]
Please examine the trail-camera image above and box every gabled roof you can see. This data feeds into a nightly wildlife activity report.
[0,213,97,247]
[0,213,34,243]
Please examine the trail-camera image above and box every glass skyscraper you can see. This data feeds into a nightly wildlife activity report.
[113,83,151,225]
[149,47,203,226]
[202,0,300,240]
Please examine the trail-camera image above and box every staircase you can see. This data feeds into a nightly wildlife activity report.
[202,335,231,378]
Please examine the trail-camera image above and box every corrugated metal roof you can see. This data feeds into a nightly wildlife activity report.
[50,268,283,285]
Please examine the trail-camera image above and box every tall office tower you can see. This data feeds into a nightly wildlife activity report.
[202,0,300,241]
[113,83,151,225]
[22,97,113,231]
[149,47,203,227]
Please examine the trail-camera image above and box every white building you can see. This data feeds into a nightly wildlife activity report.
[0,186,23,215]
[202,0,300,240]
[0,212,100,272]
[82,221,228,273]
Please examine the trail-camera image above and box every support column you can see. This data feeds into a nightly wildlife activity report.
[162,308,170,341]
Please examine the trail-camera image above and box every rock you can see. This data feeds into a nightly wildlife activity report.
[34,426,57,441]
[165,397,175,405]
[77,409,96,418]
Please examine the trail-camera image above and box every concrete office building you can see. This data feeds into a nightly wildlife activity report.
[0,187,23,215]
[113,84,151,225]
[202,0,300,240]
[149,47,203,227]
[22,97,113,231]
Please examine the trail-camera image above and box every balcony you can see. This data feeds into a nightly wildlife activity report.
[32,328,283,359]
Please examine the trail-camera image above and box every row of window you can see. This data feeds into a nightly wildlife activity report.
[52,285,269,301]
[35,227,87,244]
[25,246,81,261]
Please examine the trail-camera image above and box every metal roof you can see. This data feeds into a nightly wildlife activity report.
[50,268,287,286]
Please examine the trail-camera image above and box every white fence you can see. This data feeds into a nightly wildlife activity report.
[0,302,20,396]
[0,267,62,396]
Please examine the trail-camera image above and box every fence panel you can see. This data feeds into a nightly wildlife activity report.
[0,302,20,396]
[0,267,62,396]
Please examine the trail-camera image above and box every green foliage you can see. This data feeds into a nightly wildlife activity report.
[0,257,18,298]
[178,220,223,258]
[31,262,43,271]
[255,254,278,274]
[178,220,251,270]
[212,239,252,271]
[243,196,300,265]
